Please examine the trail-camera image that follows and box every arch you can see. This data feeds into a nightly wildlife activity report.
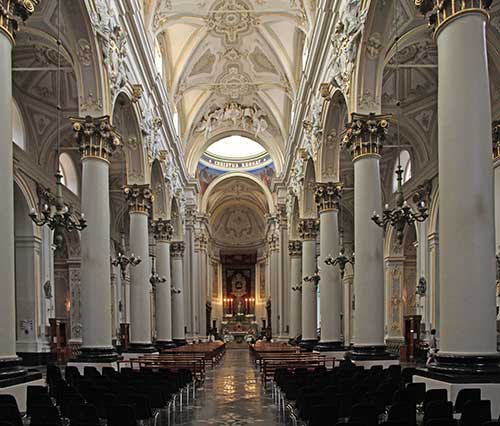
[299,157,317,218]
[318,90,349,182]
[12,98,26,150]
[186,129,284,176]
[59,153,80,195]
[112,92,149,185]
[170,197,184,240]
[151,159,169,219]
[200,172,275,215]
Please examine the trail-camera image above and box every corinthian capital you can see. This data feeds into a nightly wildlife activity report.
[0,0,40,41]
[171,241,185,258]
[415,0,492,32]
[124,184,153,214]
[315,182,343,212]
[299,219,319,240]
[288,240,302,257]
[342,112,390,160]
[71,115,121,162]
[151,218,173,242]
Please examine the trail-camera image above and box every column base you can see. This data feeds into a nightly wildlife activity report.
[351,345,397,360]
[299,339,319,352]
[155,340,177,350]
[72,347,121,363]
[16,352,51,367]
[313,341,346,352]
[126,343,159,354]
[173,339,187,347]
[0,356,28,381]
[0,370,44,412]
[429,353,500,375]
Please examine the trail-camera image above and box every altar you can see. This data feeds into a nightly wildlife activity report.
[221,319,258,343]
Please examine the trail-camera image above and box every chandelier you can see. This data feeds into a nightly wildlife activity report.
[29,0,86,247]
[112,251,141,281]
[304,270,320,288]
[149,255,166,289]
[291,285,302,292]
[371,4,428,244]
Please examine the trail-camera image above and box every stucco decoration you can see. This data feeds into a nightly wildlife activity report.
[90,0,128,96]
[328,0,367,94]
[206,0,258,44]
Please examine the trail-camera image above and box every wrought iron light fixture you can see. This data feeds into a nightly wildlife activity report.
[304,270,320,288]
[112,234,141,280]
[29,0,86,247]
[291,285,302,292]
[370,9,428,244]
[416,276,427,297]
[149,255,166,289]
[325,248,354,279]
[171,287,182,294]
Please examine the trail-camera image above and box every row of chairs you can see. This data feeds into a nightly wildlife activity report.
[271,364,498,426]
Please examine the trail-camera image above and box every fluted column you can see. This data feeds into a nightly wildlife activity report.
[288,241,302,339]
[71,116,120,363]
[415,0,499,373]
[124,185,156,353]
[299,218,319,350]
[314,182,344,351]
[151,218,176,349]
[343,113,392,360]
[171,242,186,345]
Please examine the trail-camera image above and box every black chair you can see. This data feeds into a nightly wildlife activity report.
[107,404,136,426]
[68,403,100,425]
[393,390,413,404]
[387,402,416,426]
[406,382,426,406]
[0,422,16,426]
[26,385,49,416]
[423,389,448,412]
[0,395,20,411]
[335,423,365,426]
[0,405,22,426]
[483,422,500,426]
[460,400,491,426]
[424,421,457,426]
[60,393,85,418]
[454,388,481,413]
[29,404,61,426]
[423,401,453,425]
[123,394,153,424]
[309,404,338,426]
[350,402,378,426]
[380,422,411,426]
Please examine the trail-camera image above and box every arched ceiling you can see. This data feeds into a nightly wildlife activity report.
[145,0,309,164]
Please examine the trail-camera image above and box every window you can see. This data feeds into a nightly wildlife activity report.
[59,153,79,195]
[392,150,412,192]
[206,136,266,160]
[12,99,25,150]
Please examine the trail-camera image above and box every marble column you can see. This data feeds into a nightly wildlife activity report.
[171,242,187,346]
[268,222,280,336]
[124,184,156,353]
[151,218,176,349]
[71,116,120,363]
[299,218,319,350]
[343,113,392,360]
[0,1,41,381]
[416,0,499,373]
[314,182,344,351]
[278,210,289,338]
[288,241,302,339]
[493,121,500,319]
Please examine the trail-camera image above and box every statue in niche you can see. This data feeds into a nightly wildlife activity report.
[43,280,52,299]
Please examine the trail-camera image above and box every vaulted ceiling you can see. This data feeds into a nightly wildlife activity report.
[144,0,309,164]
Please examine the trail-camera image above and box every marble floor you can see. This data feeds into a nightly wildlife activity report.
[172,349,283,425]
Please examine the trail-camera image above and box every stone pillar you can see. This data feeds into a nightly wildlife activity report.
[0,1,42,383]
[194,228,208,340]
[493,121,500,319]
[299,219,319,350]
[343,263,354,346]
[171,242,186,345]
[71,115,120,364]
[123,185,156,353]
[314,182,344,351]
[415,1,499,373]
[278,209,289,338]
[428,233,440,332]
[288,241,302,339]
[151,218,176,349]
[343,113,392,361]
[268,220,280,336]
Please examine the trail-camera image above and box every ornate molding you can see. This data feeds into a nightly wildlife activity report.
[171,241,185,258]
[412,179,433,206]
[493,120,500,159]
[151,218,173,242]
[342,112,390,160]
[288,240,302,257]
[315,182,342,212]
[71,115,121,162]
[194,231,208,251]
[298,218,319,240]
[123,184,153,214]
[206,0,258,44]
[142,108,163,162]
[415,0,492,32]
[328,0,367,94]
[90,0,128,96]
[0,0,40,41]
[267,230,279,252]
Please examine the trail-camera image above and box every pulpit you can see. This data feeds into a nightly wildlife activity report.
[403,315,421,361]
[49,318,67,363]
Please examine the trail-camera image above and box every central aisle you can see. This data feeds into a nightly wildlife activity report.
[176,349,282,425]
